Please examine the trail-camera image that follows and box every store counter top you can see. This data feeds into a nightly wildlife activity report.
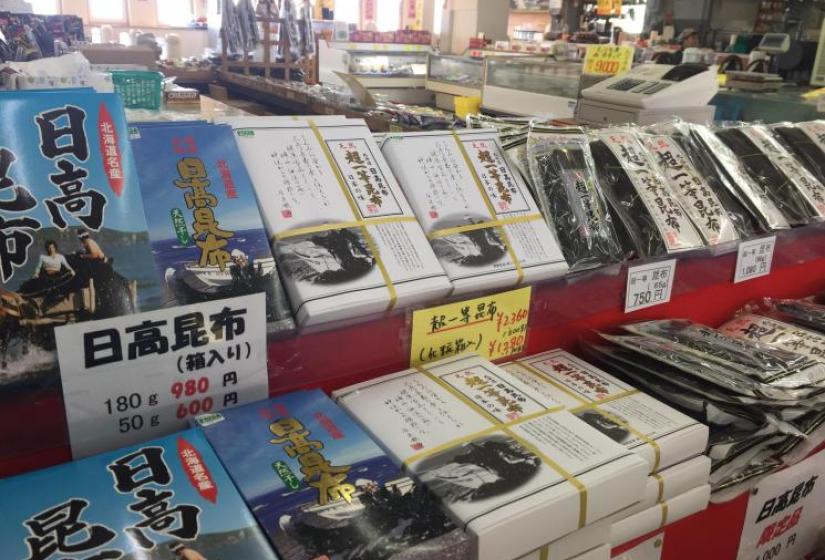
[711,86,822,123]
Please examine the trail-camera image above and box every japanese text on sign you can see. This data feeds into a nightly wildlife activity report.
[737,450,825,560]
[584,44,634,75]
[625,259,677,313]
[734,236,776,283]
[56,293,268,458]
[410,286,531,366]
[22,441,210,560]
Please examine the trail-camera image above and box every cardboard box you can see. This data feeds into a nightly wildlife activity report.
[220,117,452,327]
[334,355,648,560]
[380,130,568,294]
[502,350,709,473]
[79,45,157,70]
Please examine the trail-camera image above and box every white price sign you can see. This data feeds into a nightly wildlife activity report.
[56,293,269,458]
[625,259,677,313]
[734,236,776,283]
[737,451,825,560]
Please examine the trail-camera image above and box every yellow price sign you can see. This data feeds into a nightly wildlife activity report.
[410,287,531,366]
[597,0,622,16]
[583,44,635,76]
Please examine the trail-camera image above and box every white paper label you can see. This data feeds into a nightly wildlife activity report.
[56,293,268,458]
[737,451,825,560]
[616,532,665,560]
[625,259,677,312]
[734,236,776,283]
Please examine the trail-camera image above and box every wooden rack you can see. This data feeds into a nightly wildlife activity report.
[220,2,311,81]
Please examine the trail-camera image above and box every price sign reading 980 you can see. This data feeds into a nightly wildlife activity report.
[56,293,268,459]
[625,259,677,313]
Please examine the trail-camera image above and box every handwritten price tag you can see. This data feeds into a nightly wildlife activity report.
[410,287,531,366]
[584,44,635,76]
[734,236,776,283]
[625,259,677,313]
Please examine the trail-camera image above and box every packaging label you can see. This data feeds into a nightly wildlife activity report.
[720,314,825,361]
[643,134,738,246]
[600,133,703,252]
[410,287,531,365]
[57,293,268,458]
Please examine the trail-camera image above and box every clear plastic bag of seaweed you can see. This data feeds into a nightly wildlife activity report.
[690,124,790,231]
[598,332,821,402]
[589,128,705,258]
[638,125,740,249]
[501,135,536,198]
[525,125,624,272]
[623,319,825,390]
[771,120,825,187]
[714,123,815,226]
[654,121,765,238]
[736,123,825,221]
[758,297,825,334]
[719,312,825,363]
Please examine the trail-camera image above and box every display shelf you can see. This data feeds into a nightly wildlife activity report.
[1,225,824,559]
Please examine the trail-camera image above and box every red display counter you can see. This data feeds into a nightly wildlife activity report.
[2,225,825,559]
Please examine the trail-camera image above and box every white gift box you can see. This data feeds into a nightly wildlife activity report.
[502,349,709,473]
[380,129,568,295]
[334,355,648,560]
[610,484,712,546]
[219,117,452,326]
[515,518,609,560]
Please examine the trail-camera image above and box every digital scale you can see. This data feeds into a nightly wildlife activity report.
[577,63,719,125]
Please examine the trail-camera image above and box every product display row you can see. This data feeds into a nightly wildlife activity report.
[3,292,824,560]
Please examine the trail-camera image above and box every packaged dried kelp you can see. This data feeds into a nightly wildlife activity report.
[720,313,825,362]
[589,129,705,258]
[760,297,825,334]
[638,128,740,248]
[527,126,624,272]
[738,124,825,221]
[690,124,789,231]
[772,120,825,187]
[714,125,813,225]
[597,332,820,402]
[502,135,536,198]
[622,320,825,390]
[654,121,764,238]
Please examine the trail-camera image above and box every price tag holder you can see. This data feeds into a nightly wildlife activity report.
[56,293,269,458]
[625,259,677,313]
[734,236,776,283]
[410,287,531,366]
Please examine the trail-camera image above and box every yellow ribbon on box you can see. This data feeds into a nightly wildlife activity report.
[451,131,526,285]
[271,119,418,311]
[399,361,591,530]
[513,359,663,473]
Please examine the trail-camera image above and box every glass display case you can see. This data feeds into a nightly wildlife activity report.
[318,40,433,104]
[425,55,484,110]
[482,56,585,118]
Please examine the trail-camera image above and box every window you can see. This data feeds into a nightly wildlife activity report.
[88,0,127,23]
[28,0,60,14]
[376,0,402,31]
[335,0,360,26]
[158,0,195,27]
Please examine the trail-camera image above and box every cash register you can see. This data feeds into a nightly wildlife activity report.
[577,62,719,125]
[724,33,790,92]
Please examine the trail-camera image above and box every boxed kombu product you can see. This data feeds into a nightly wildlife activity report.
[198,389,472,560]
[334,355,648,560]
